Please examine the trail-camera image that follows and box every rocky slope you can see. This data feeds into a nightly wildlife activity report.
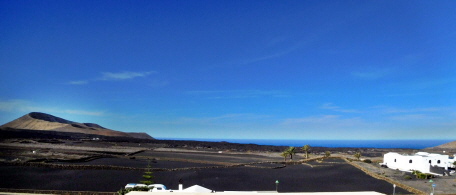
[429,140,456,149]
[0,112,153,139]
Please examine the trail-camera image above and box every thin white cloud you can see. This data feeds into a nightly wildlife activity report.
[0,99,28,112]
[320,103,360,113]
[403,78,455,90]
[281,115,367,129]
[0,99,105,116]
[389,114,431,121]
[351,68,391,80]
[99,71,156,81]
[68,80,89,85]
[63,110,104,116]
[68,71,156,85]
[376,106,451,114]
[187,90,290,99]
[162,113,271,125]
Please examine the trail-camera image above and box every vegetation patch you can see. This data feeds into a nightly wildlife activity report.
[363,159,372,163]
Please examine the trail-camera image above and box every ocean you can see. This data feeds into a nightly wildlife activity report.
[158,138,453,149]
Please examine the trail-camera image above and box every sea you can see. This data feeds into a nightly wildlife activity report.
[158,138,453,149]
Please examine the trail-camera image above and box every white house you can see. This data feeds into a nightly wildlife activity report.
[382,152,455,175]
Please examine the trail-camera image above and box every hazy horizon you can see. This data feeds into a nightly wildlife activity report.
[1,1,455,140]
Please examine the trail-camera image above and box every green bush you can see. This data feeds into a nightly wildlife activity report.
[415,173,433,179]
[404,175,412,180]
[363,159,372,163]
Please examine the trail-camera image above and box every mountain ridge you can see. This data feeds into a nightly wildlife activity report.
[0,112,153,139]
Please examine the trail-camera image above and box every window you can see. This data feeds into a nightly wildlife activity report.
[437,160,441,164]
[394,159,396,162]
[429,160,431,164]
[409,160,412,163]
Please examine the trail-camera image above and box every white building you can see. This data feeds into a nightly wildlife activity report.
[125,184,385,195]
[382,152,455,175]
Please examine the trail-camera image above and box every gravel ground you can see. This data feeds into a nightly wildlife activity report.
[0,158,411,194]
[352,160,456,194]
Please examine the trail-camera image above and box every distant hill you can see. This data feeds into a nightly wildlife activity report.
[0,112,154,139]
[126,132,154,139]
[427,140,456,149]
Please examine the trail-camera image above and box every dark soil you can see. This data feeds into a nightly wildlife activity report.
[54,157,220,168]
[0,158,410,194]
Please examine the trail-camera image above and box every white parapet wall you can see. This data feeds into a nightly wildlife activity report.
[126,192,386,195]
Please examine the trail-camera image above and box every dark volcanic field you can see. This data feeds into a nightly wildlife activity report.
[0,129,417,194]
[0,158,409,194]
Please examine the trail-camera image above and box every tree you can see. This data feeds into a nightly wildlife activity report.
[281,147,297,161]
[281,151,289,161]
[324,151,331,157]
[354,152,361,160]
[302,145,311,159]
[140,160,154,185]
[286,147,297,160]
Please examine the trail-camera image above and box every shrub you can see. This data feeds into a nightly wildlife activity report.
[404,175,412,180]
[363,159,372,163]
[416,173,434,179]
[324,151,331,157]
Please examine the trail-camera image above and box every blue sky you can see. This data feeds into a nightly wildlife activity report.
[1,0,455,140]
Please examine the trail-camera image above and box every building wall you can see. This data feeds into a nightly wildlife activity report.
[383,153,429,173]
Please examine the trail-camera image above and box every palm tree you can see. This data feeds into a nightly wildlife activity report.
[354,152,361,160]
[302,145,311,159]
[280,151,289,161]
[324,151,331,158]
[286,147,297,160]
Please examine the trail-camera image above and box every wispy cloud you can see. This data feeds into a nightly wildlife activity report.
[99,71,156,81]
[351,68,391,80]
[187,90,290,99]
[403,78,455,90]
[389,114,432,121]
[161,113,271,125]
[0,99,28,112]
[68,80,89,85]
[374,105,451,114]
[282,115,366,129]
[68,71,156,85]
[0,99,104,116]
[320,103,360,113]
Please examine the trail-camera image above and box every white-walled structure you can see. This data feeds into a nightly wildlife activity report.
[382,152,455,174]
[125,184,385,195]
[126,191,385,195]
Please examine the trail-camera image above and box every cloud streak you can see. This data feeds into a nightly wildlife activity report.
[351,68,391,80]
[0,99,104,116]
[187,90,291,99]
[320,103,361,113]
[68,71,156,85]
[99,71,156,81]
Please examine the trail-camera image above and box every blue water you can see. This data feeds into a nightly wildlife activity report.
[158,138,453,149]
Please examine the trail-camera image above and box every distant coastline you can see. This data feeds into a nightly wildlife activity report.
[157,138,453,149]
